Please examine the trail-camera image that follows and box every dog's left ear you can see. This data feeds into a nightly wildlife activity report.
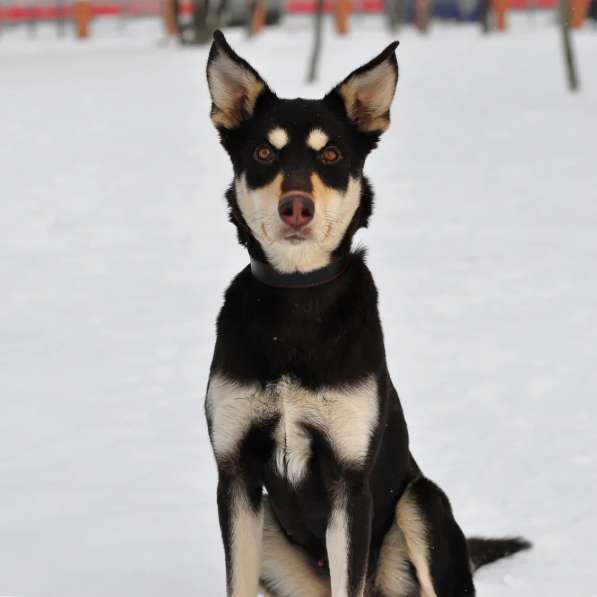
[325,42,399,135]
[206,30,273,130]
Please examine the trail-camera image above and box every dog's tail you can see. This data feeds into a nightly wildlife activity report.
[467,536,531,571]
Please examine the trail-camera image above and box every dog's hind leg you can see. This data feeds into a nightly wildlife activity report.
[259,499,330,597]
[396,477,475,597]
[368,514,419,597]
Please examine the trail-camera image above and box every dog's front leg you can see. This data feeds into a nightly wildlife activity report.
[217,470,263,597]
[326,476,372,597]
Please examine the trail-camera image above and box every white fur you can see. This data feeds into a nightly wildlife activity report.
[268,127,289,150]
[274,415,312,486]
[327,491,352,597]
[230,486,264,597]
[397,491,438,597]
[261,501,330,597]
[207,373,378,484]
[206,375,266,462]
[235,174,362,273]
[339,58,397,133]
[208,52,265,129]
[306,129,329,151]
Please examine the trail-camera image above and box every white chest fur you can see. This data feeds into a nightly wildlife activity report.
[206,374,379,486]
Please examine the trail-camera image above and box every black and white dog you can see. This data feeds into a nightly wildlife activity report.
[204,31,529,597]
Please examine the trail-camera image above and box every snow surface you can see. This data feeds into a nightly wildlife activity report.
[1,15,597,597]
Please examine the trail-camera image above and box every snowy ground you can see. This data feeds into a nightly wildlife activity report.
[2,15,597,597]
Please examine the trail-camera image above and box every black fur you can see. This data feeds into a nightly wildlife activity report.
[210,253,415,569]
[468,537,532,571]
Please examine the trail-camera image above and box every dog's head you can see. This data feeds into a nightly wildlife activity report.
[207,31,398,273]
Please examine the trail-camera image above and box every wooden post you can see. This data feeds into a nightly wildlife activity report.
[570,0,588,26]
[415,0,429,31]
[491,0,508,29]
[73,0,92,38]
[335,0,350,34]
[162,0,178,36]
[249,0,267,35]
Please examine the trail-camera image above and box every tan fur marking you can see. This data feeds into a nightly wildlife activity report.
[235,172,284,239]
[310,173,360,254]
[235,169,361,273]
[261,501,330,597]
[230,485,263,597]
[397,490,438,597]
[373,516,416,596]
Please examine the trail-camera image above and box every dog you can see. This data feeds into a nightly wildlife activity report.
[204,30,530,597]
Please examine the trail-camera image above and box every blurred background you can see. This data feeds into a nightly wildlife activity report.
[1,2,596,596]
[1,0,596,46]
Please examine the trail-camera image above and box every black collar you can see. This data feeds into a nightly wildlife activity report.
[250,256,350,289]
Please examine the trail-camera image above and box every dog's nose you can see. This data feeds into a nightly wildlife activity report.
[278,194,315,228]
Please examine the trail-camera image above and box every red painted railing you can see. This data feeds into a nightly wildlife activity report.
[0,0,556,23]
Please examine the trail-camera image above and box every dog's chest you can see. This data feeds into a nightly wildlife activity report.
[207,374,378,485]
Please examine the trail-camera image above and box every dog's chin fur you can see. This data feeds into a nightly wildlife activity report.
[234,174,362,273]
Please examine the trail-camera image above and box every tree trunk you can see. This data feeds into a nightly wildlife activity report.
[559,0,580,90]
[479,0,491,33]
[307,0,325,83]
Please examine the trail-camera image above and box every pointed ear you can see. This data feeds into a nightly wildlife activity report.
[206,30,273,130]
[326,42,399,134]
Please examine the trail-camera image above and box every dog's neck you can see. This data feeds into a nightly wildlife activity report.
[250,255,350,289]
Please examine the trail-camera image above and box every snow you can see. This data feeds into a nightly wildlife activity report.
[1,15,597,597]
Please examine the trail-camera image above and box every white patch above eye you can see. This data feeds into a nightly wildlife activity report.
[268,127,289,150]
[306,129,329,151]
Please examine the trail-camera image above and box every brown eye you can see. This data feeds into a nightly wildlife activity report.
[254,145,274,164]
[320,146,342,164]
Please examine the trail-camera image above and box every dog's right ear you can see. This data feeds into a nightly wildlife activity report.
[207,30,273,130]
